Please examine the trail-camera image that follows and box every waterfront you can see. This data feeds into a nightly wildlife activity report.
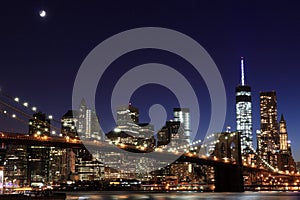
[66,191,300,200]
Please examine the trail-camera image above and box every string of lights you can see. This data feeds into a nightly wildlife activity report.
[0,98,60,132]
[0,91,61,124]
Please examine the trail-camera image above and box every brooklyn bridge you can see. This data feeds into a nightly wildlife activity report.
[0,130,299,192]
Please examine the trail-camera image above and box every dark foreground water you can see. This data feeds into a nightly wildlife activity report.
[66,191,300,200]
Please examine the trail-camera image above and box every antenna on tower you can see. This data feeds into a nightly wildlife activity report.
[241,57,245,86]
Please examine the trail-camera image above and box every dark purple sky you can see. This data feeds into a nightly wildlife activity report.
[1,1,300,160]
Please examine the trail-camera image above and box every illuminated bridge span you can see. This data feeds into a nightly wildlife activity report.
[0,132,83,148]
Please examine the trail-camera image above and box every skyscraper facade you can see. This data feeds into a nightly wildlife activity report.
[257,91,280,167]
[157,121,185,148]
[116,104,140,137]
[279,114,288,152]
[61,110,78,138]
[173,108,191,144]
[236,57,253,155]
[28,112,51,136]
[77,99,102,140]
[277,114,297,172]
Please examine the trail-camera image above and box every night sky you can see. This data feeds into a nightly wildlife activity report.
[1,1,300,160]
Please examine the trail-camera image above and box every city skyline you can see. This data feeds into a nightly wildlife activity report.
[1,1,300,162]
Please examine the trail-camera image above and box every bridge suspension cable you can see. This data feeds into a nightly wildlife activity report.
[0,90,61,125]
[245,142,276,172]
[0,92,61,133]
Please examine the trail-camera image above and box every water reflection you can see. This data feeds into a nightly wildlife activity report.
[66,191,300,200]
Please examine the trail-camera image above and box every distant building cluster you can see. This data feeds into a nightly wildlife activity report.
[0,99,193,188]
[235,58,296,172]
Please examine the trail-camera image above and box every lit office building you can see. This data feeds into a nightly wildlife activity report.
[27,113,52,186]
[170,161,194,183]
[173,108,191,144]
[279,114,288,152]
[257,91,280,168]
[61,110,78,138]
[157,121,186,149]
[77,99,102,140]
[137,123,155,149]
[116,104,140,137]
[138,123,154,139]
[77,99,87,136]
[27,146,50,186]
[117,104,139,124]
[29,112,51,136]
[49,147,76,183]
[3,144,27,187]
[157,125,171,147]
[277,114,297,172]
[76,160,104,181]
[236,57,253,155]
[90,111,102,141]
[75,148,104,181]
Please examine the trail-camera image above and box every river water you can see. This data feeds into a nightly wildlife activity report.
[65,191,300,200]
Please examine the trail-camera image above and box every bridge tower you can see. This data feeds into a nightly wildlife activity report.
[213,131,244,192]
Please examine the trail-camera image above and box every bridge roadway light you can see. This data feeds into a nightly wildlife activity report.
[114,128,121,132]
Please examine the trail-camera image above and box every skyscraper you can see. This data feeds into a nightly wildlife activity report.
[157,121,185,148]
[77,99,102,140]
[277,114,297,172]
[258,91,280,167]
[235,57,253,155]
[173,108,191,144]
[77,99,87,137]
[279,114,288,152]
[117,104,139,125]
[61,110,78,137]
[116,104,140,137]
[28,112,51,136]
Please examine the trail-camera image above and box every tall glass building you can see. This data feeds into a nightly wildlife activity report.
[77,99,102,140]
[116,104,140,137]
[257,91,280,167]
[173,108,191,144]
[236,57,253,155]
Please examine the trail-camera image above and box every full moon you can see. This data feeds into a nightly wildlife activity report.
[39,10,47,18]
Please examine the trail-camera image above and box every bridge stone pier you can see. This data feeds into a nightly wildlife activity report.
[213,131,244,192]
[214,162,244,192]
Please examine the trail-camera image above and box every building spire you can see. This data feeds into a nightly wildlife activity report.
[280,114,285,122]
[241,57,245,86]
